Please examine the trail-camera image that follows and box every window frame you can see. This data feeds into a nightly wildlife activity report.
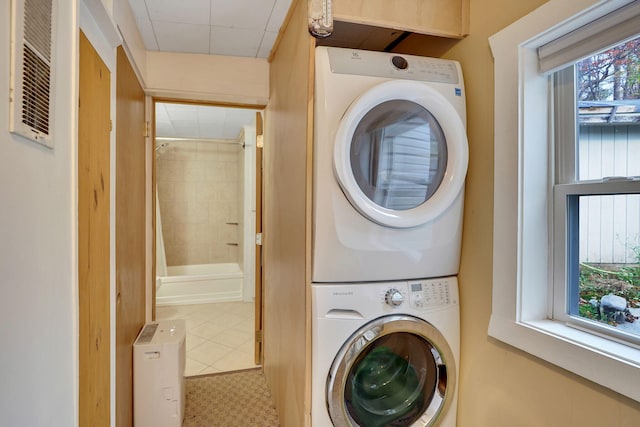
[552,65,640,346]
[490,0,640,402]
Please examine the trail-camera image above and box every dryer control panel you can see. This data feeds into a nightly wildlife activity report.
[327,47,460,84]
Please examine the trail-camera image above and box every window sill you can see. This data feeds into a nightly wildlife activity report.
[489,315,640,401]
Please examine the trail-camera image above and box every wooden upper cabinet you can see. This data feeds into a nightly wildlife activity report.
[333,0,469,38]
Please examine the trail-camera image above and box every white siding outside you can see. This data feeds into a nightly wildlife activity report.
[578,125,640,264]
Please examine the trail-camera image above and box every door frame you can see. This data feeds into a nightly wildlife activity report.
[150,100,266,362]
[255,111,264,364]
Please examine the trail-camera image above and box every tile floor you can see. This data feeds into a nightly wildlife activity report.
[156,301,257,376]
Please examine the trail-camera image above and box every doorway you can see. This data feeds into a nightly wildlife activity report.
[153,101,263,375]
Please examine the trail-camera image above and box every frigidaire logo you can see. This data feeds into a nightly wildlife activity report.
[333,291,354,296]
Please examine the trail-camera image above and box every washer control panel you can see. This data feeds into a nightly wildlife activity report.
[377,278,458,311]
[408,279,455,309]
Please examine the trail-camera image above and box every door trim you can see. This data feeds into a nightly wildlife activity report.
[255,111,264,364]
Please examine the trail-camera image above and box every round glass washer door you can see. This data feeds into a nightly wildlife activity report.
[327,315,456,427]
[334,80,468,228]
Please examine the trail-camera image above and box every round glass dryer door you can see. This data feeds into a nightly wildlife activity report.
[334,80,468,228]
[327,315,456,427]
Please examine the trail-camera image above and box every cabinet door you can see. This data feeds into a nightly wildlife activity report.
[334,0,469,38]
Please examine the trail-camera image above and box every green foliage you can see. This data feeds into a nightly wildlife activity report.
[578,301,599,320]
[617,245,640,287]
[578,245,640,325]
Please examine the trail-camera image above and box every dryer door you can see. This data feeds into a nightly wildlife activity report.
[334,80,468,228]
[327,315,456,427]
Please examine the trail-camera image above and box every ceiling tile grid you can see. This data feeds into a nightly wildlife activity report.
[128,0,293,58]
[156,103,257,140]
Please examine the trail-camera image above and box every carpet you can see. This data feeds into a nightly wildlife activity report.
[183,368,280,427]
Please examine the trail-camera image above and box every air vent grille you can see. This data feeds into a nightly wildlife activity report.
[22,45,51,135]
[24,0,52,61]
[10,0,55,147]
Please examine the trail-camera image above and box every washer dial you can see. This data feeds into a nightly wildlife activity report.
[385,289,404,307]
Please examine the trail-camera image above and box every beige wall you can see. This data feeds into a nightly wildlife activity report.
[157,141,241,266]
[263,0,312,425]
[145,51,269,106]
[396,0,640,425]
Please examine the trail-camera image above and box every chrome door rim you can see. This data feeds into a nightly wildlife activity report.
[326,315,456,427]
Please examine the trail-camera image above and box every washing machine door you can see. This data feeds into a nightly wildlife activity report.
[334,80,468,228]
[327,315,456,427]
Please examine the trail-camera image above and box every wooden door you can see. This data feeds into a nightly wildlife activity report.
[255,111,264,364]
[78,30,111,427]
[115,46,147,427]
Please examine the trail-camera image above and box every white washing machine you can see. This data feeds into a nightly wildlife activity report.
[313,47,468,283]
[311,278,459,427]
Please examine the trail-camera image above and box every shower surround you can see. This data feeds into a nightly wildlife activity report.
[156,139,245,305]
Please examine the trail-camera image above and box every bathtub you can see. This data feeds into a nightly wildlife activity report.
[156,263,243,306]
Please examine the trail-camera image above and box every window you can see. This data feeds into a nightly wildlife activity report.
[553,38,640,344]
[490,0,640,402]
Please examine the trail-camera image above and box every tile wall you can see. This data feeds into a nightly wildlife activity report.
[157,140,242,266]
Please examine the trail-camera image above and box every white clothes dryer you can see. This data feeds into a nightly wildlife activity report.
[311,278,460,427]
[313,47,468,283]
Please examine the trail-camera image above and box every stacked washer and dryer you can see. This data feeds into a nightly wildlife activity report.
[311,47,468,427]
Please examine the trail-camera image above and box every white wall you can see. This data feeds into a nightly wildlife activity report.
[0,0,78,425]
[113,0,147,86]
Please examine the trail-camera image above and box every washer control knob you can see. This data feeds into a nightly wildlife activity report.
[385,289,404,307]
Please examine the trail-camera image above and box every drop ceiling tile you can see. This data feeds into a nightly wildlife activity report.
[210,0,275,30]
[257,30,277,58]
[155,102,169,117]
[157,103,259,140]
[146,0,210,25]
[127,0,150,20]
[224,109,255,125]
[221,127,242,139]
[154,22,210,54]
[197,106,227,122]
[155,105,170,126]
[156,122,175,137]
[171,120,200,138]
[267,0,292,32]
[198,123,224,140]
[210,27,263,57]
[165,103,199,120]
[135,17,159,50]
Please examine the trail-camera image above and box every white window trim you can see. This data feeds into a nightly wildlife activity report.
[490,0,640,402]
